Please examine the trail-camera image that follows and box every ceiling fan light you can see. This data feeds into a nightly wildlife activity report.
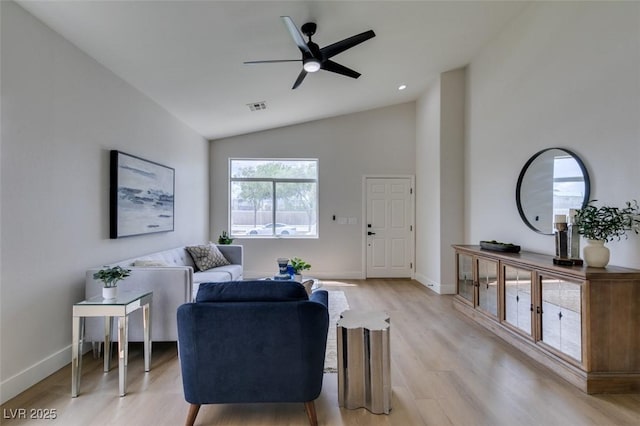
[303,58,321,73]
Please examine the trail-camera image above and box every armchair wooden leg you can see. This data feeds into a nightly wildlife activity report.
[185,403,201,426]
[304,401,318,426]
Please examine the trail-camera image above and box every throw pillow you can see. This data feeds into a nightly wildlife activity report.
[186,243,230,271]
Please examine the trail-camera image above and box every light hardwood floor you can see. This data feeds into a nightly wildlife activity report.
[2,279,639,425]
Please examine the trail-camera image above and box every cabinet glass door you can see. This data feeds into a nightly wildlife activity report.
[503,265,533,336]
[477,259,498,317]
[457,254,474,303]
[540,276,582,362]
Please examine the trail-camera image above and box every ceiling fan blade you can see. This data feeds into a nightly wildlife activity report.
[320,30,376,59]
[281,16,311,55]
[292,69,308,89]
[321,60,361,79]
[244,59,301,64]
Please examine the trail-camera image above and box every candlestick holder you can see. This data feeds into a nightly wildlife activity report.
[553,214,583,266]
[555,221,568,258]
[567,209,583,265]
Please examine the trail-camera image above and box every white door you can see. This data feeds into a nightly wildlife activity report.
[366,178,413,278]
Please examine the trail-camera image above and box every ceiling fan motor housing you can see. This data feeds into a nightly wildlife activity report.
[301,22,317,37]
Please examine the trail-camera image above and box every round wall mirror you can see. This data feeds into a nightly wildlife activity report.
[516,148,590,235]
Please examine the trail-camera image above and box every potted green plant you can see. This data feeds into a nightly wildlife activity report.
[289,257,311,281]
[217,231,234,245]
[574,200,640,267]
[93,266,131,299]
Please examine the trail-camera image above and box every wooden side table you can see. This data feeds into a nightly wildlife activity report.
[72,290,152,397]
[337,310,391,414]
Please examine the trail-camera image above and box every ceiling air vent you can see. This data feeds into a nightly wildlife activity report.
[247,101,267,112]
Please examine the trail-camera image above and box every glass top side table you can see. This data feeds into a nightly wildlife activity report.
[72,290,152,397]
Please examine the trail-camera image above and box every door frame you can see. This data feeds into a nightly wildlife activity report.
[362,175,415,279]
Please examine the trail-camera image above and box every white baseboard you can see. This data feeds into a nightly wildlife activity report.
[437,283,456,294]
[0,344,76,404]
[414,273,456,295]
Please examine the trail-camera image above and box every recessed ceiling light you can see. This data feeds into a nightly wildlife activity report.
[398,84,407,91]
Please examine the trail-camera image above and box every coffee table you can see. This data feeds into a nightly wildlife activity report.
[260,276,322,292]
[72,290,152,397]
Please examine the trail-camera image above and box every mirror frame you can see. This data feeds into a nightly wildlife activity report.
[516,148,590,235]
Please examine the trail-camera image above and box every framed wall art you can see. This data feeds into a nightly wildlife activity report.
[110,150,175,238]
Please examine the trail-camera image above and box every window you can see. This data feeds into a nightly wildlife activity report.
[229,159,318,238]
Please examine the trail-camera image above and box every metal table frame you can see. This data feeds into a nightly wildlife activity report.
[72,290,152,397]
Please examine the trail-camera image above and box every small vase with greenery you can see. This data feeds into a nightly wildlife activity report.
[290,257,311,279]
[93,266,131,298]
[217,231,234,245]
[574,200,640,267]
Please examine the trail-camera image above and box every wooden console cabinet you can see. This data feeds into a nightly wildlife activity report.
[453,244,640,394]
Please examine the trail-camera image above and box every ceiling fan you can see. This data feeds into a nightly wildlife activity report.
[244,16,376,89]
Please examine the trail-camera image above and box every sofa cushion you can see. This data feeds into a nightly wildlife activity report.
[133,259,169,267]
[186,243,230,271]
[192,266,242,300]
[193,265,242,284]
[118,247,195,268]
[196,280,308,303]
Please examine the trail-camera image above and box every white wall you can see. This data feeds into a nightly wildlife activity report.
[416,79,442,289]
[0,2,209,403]
[439,69,466,290]
[210,103,416,278]
[415,68,465,294]
[466,1,640,269]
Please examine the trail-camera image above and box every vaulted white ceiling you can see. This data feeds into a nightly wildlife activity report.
[17,1,529,139]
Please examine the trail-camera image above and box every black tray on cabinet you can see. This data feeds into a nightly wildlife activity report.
[480,241,521,253]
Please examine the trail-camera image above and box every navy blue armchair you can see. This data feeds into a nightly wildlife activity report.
[177,281,329,426]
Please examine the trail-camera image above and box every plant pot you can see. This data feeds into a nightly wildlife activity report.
[583,239,610,268]
[102,286,117,299]
[294,274,303,283]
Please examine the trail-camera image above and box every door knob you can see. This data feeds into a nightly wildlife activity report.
[368,231,376,235]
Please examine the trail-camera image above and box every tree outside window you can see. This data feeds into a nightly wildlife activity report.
[229,159,318,237]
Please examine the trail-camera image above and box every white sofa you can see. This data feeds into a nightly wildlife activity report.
[85,244,243,342]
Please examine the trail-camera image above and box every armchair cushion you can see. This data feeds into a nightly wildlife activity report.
[195,280,308,303]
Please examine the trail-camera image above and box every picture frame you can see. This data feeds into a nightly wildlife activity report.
[110,150,175,238]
